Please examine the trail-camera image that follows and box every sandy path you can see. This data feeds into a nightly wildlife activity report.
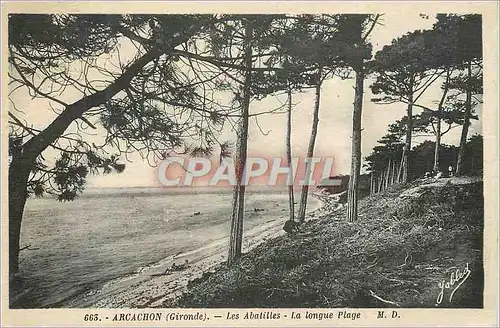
[66,198,323,308]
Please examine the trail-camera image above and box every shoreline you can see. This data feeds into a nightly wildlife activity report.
[64,196,324,308]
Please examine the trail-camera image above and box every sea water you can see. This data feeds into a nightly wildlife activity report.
[12,187,319,308]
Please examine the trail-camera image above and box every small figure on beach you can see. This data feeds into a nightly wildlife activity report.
[177,259,190,270]
[152,259,191,277]
[167,259,190,274]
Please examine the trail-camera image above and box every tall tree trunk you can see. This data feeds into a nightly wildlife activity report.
[401,89,413,183]
[369,172,374,195]
[347,66,365,223]
[392,158,398,185]
[297,69,322,223]
[9,156,32,276]
[456,61,473,176]
[228,21,253,265]
[388,161,393,185]
[286,86,295,221]
[380,171,385,192]
[433,118,442,173]
[397,147,405,183]
[228,187,240,262]
[385,159,391,189]
[433,71,451,172]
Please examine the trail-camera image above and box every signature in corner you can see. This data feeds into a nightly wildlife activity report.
[436,263,471,305]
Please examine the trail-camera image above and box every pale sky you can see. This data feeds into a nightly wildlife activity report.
[10,13,482,188]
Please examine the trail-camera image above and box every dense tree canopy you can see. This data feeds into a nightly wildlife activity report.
[7,13,483,277]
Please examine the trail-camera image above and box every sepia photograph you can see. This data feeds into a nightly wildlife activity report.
[1,1,498,327]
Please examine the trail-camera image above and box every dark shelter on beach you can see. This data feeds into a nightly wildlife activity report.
[317,175,350,194]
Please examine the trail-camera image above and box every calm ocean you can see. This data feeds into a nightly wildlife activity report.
[12,187,320,308]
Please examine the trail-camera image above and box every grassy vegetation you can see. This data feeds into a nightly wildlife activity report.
[173,180,483,308]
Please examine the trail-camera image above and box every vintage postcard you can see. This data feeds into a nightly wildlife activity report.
[1,1,498,327]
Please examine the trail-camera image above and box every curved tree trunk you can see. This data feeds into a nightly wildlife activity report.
[297,69,322,223]
[8,50,160,276]
[7,25,203,274]
[7,50,168,275]
[9,156,31,276]
[347,66,365,223]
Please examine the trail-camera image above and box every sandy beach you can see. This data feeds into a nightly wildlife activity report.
[65,197,323,308]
